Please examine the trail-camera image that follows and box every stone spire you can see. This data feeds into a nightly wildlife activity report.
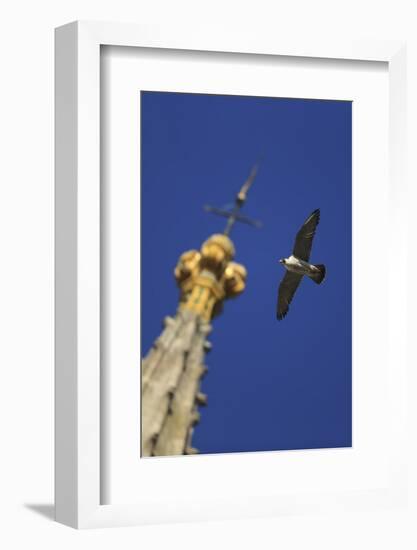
[141,165,260,457]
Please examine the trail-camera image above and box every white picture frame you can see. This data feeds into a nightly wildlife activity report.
[55,21,407,529]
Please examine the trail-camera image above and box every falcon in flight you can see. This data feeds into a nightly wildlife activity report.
[277,209,326,320]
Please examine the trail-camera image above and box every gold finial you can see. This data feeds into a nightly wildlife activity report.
[174,162,262,321]
[175,234,246,321]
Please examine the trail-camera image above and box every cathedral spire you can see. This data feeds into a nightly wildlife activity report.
[141,164,261,457]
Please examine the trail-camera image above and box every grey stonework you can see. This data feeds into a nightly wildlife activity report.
[141,309,211,457]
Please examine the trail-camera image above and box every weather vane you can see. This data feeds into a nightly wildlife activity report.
[204,163,262,236]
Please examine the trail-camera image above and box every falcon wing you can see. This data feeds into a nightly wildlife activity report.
[277,271,303,320]
[292,209,320,261]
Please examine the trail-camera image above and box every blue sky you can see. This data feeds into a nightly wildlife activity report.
[141,91,352,454]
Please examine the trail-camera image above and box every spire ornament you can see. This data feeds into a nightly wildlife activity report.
[175,234,246,321]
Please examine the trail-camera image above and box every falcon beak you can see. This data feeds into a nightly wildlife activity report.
[279,259,284,264]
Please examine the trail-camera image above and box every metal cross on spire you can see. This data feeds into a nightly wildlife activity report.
[204,163,262,236]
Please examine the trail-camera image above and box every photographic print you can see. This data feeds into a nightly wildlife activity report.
[141,91,352,457]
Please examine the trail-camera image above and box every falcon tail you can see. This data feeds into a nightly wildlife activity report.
[309,264,326,284]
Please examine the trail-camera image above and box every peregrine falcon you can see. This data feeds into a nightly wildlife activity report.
[277,209,326,320]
